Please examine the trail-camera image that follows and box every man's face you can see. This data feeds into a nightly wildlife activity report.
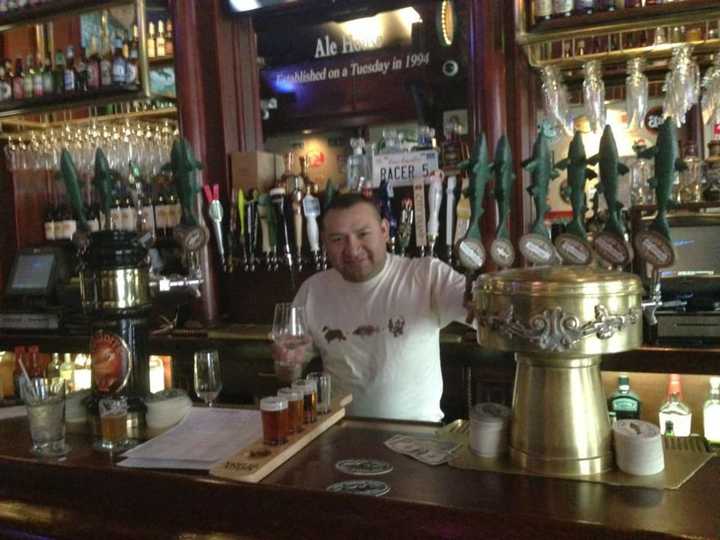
[323,202,389,282]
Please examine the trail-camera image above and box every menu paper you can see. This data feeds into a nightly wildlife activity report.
[119,407,262,470]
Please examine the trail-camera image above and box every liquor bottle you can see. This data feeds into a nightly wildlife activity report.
[86,36,100,90]
[630,140,654,206]
[76,46,89,93]
[111,35,126,86]
[121,193,135,231]
[0,65,10,102]
[534,0,552,21]
[22,54,34,98]
[126,39,138,85]
[110,195,123,230]
[12,58,23,100]
[167,190,181,231]
[164,19,174,57]
[32,54,43,97]
[680,142,703,203]
[64,45,77,93]
[44,203,56,240]
[62,203,77,239]
[279,152,298,190]
[59,353,75,393]
[154,190,168,237]
[156,20,166,57]
[100,33,112,87]
[147,22,157,59]
[46,353,61,380]
[575,0,594,14]
[346,138,368,192]
[140,191,156,236]
[552,0,573,17]
[703,377,720,445]
[41,57,53,95]
[53,48,65,95]
[659,374,692,436]
[607,374,641,420]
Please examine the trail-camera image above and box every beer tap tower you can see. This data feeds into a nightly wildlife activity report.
[62,139,208,438]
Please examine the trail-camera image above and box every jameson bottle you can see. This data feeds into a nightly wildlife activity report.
[607,374,641,420]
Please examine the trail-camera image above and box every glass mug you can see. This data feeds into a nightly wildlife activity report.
[278,387,304,435]
[95,396,130,452]
[292,379,317,424]
[260,396,289,446]
[307,372,332,415]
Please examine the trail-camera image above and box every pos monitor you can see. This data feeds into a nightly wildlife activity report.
[4,248,59,300]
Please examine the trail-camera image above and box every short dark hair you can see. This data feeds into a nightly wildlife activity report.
[322,193,382,228]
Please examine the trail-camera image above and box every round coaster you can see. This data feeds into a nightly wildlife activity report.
[335,459,393,476]
[326,479,391,496]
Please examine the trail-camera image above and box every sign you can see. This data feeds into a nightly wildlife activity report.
[371,150,439,188]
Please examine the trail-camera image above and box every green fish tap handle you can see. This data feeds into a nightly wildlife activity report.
[60,149,89,234]
[165,138,203,228]
[456,133,493,272]
[93,148,114,230]
[519,121,560,266]
[588,125,632,267]
[490,135,516,268]
[553,132,596,265]
[633,117,686,272]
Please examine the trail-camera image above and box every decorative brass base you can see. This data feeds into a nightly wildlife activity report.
[510,353,613,476]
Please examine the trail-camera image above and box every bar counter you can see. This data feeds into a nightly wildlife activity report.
[0,413,717,539]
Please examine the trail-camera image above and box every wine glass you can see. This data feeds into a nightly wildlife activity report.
[193,350,222,407]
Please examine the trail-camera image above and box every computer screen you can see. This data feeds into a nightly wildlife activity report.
[5,250,57,297]
[659,217,720,279]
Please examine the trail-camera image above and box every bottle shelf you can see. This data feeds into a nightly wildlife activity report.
[516,0,720,70]
[0,0,135,32]
[0,84,144,120]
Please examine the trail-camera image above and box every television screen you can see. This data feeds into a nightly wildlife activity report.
[659,219,720,279]
[5,251,57,297]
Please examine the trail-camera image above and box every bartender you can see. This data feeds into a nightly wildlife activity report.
[271,193,473,422]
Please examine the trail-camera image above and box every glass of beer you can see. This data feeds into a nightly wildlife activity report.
[260,396,289,446]
[307,372,332,414]
[278,387,304,435]
[292,378,317,424]
[96,395,129,452]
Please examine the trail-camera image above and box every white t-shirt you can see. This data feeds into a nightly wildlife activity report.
[293,254,468,422]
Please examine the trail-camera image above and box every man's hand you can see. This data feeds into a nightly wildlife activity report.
[270,335,313,384]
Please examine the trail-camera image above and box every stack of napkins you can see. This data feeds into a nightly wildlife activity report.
[119,408,262,470]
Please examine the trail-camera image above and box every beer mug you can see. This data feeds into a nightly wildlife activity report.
[95,396,129,452]
[277,387,304,435]
[260,396,289,446]
[291,379,317,424]
[307,372,331,414]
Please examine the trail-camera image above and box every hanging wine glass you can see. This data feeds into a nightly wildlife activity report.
[583,60,606,133]
[626,57,649,130]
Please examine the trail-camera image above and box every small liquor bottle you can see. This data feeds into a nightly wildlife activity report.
[575,0,594,15]
[100,33,113,87]
[111,36,127,86]
[164,19,174,57]
[126,40,138,85]
[535,0,552,22]
[64,45,77,94]
[156,20,166,57]
[703,377,720,445]
[41,57,53,96]
[32,54,43,97]
[23,54,34,98]
[659,374,692,436]
[147,22,157,59]
[552,0,573,17]
[86,36,101,91]
[53,49,65,95]
[608,374,641,420]
[12,58,24,100]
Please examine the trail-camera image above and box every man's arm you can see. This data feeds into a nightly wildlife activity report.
[428,258,478,329]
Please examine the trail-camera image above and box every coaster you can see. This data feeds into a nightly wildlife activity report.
[326,479,391,496]
[335,459,393,476]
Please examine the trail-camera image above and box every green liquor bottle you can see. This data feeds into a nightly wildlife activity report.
[608,374,641,420]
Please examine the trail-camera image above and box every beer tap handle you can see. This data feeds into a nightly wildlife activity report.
[445,175,457,263]
[270,187,293,270]
[292,190,304,271]
[59,149,89,233]
[426,170,444,258]
[303,191,321,270]
[378,179,397,254]
[257,194,272,269]
[203,184,227,272]
[93,148,114,231]
[398,197,414,257]
[245,194,258,271]
[413,178,427,257]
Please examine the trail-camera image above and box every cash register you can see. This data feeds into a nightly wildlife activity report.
[0,247,65,331]
[653,213,720,344]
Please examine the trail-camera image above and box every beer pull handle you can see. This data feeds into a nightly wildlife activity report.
[270,187,293,270]
[413,178,427,257]
[292,191,304,271]
[245,197,258,272]
[302,192,322,270]
[257,195,272,269]
[426,170,444,257]
[445,175,457,264]
[202,184,227,272]
[397,197,414,257]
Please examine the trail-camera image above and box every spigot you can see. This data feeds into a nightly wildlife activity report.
[641,269,687,325]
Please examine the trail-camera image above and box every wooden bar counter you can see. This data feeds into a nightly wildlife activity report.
[0,413,717,539]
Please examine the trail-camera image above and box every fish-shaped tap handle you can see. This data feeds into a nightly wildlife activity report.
[490,135,516,268]
[456,134,493,272]
[164,138,202,227]
[519,121,560,265]
[60,149,89,232]
[633,117,687,269]
[93,148,114,230]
